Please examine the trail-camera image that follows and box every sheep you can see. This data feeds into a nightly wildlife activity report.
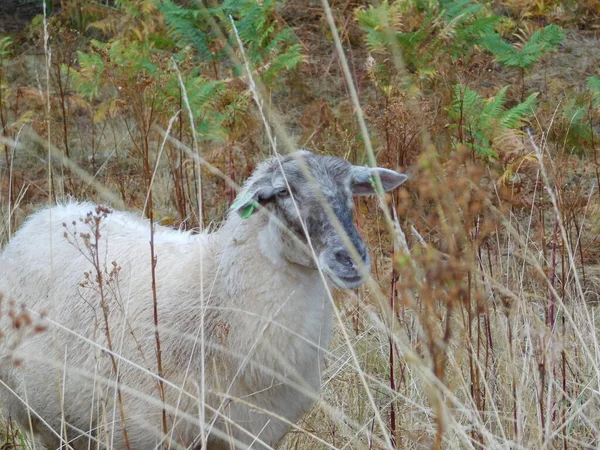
[0,150,407,450]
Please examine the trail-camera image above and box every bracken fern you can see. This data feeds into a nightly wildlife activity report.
[449,84,538,158]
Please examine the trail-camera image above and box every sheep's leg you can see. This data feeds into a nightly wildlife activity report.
[0,383,62,450]
[14,415,77,450]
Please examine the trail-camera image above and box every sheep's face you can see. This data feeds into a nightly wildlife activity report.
[233,151,407,289]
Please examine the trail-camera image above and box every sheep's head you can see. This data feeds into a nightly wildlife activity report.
[232,151,407,289]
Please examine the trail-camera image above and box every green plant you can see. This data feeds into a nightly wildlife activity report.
[585,75,600,189]
[355,0,500,85]
[0,36,13,157]
[64,0,303,224]
[437,0,501,60]
[483,24,564,68]
[588,75,600,108]
[66,38,235,224]
[69,50,104,100]
[551,77,600,155]
[158,0,303,85]
[449,84,538,158]
[482,24,564,96]
[61,0,302,227]
[86,0,165,41]
[0,36,14,234]
[560,99,594,154]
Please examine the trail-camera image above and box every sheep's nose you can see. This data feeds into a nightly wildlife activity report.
[334,250,353,269]
[334,248,367,268]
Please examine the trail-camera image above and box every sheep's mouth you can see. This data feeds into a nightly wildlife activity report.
[337,275,364,289]
[326,271,364,290]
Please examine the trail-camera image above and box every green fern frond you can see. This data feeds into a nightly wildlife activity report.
[158,0,215,61]
[527,24,565,49]
[158,0,302,85]
[482,85,510,119]
[188,78,226,106]
[450,84,483,122]
[450,84,538,158]
[480,33,514,56]
[483,24,564,69]
[461,16,500,38]
[442,0,483,24]
[0,36,12,59]
[70,50,105,99]
[563,100,588,125]
[500,92,538,128]
[474,143,498,159]
[271,43,303,70]
[587,76,600,108]
[356,0,500,74]
[263,44,304,83]
[355,1,404,55]
[559,98,595,153]
[356,1,403,30]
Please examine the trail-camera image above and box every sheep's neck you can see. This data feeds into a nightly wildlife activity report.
[216,214,323,288]
[200,214,334,413]
[213,214,332,340]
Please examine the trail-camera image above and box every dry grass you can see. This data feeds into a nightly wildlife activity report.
[1,0,600,449]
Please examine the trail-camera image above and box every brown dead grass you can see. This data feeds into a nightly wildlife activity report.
[1,1,600,449]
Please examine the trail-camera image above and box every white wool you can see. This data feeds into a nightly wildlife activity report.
[0,199,333,449]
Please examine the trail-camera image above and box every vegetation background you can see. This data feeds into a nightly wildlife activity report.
[0,0,599,448]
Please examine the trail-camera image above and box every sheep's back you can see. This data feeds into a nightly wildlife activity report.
[0,202,217,444]
[1,201,205,325]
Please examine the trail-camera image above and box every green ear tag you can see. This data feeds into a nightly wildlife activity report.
[239,201,259,219]
[368,175,385,195]
[231,193,259,219]
[231,193,252,211]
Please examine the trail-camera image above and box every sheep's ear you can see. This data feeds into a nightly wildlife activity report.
[230,185,276,219]
[351,166,408,196]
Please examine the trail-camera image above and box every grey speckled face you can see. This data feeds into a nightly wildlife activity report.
[234,151,408,289]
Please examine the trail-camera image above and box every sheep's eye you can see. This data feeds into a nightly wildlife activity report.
[276,188,290,198]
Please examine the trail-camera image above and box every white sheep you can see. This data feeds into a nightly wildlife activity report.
[0,150,407,449]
